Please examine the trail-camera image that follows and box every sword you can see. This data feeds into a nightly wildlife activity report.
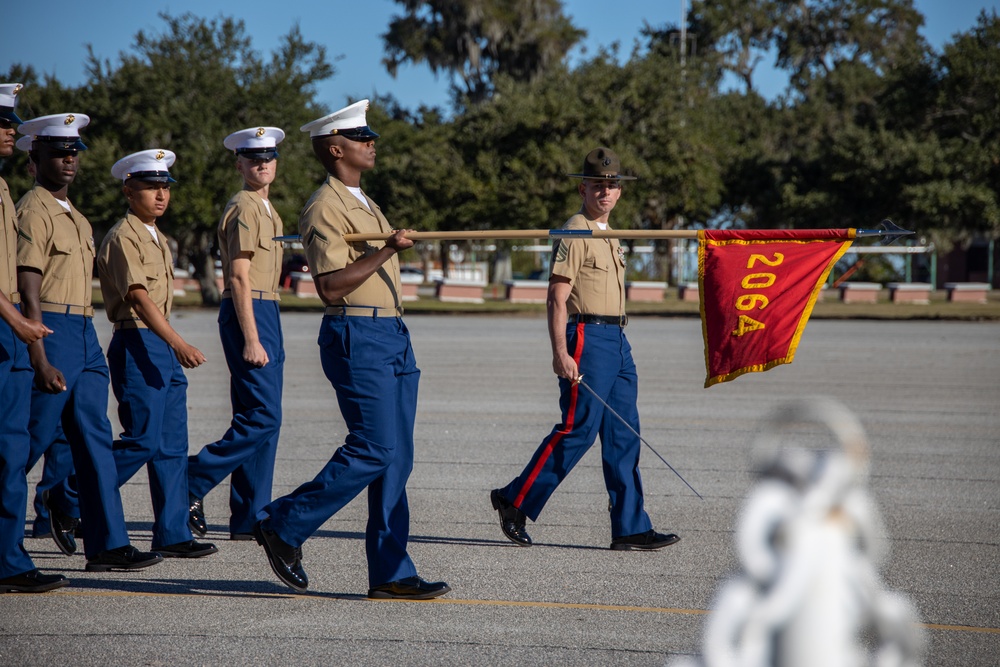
[574,376,703,500]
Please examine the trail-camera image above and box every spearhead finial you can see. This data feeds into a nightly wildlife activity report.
[855,219,915,246]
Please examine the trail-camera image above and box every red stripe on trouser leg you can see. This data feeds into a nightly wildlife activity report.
[513,322,586,509]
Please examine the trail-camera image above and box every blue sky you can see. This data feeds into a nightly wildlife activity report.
[2,0,997,114]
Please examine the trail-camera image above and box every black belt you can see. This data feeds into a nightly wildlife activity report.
[569,313,628,327]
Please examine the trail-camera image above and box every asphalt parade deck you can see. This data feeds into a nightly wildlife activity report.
[3,311,998,665]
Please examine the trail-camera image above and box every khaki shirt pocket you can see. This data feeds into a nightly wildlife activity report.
[48,236,76,279]
[578,253,610,306]
[141,256,166,299]
[255,235,273,256]
[250,235,275,289]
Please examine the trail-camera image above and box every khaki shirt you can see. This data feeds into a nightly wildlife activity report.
[1,177,18,302]
[218,188,283,294]
[97,212,174,324]
[300,175,401,310]
[16,185,95,307]
[550,212,626,317]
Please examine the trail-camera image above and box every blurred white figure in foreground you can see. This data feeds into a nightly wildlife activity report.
[672,398,925,667]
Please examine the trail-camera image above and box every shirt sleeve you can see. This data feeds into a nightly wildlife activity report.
[15,206,51,272]
[222,200,260,260]
[302,200,350,276]
[100,233,148,299]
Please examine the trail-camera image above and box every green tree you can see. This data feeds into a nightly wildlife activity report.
[82,13,333,302]
[700,0,937,237]
[382,0,585,106]
[773,0,926,95]
[363,97,480,276]
[920,10,1000,244]
[688,0,781,94]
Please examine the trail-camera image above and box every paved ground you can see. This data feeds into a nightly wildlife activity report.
[1,310,998,666]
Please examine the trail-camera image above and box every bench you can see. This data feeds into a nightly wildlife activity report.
[887,282,932,304]
[677,282,700,303]
[290,272,319,298]
[435,278,485,304]
[626,281,666,303]
[400,273,422,301]
[839,282,882,304]
[504,280,549,304]
[944,282,991,304]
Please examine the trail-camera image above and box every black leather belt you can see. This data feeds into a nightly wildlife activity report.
[569,313,628,327]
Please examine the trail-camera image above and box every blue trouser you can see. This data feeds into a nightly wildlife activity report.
[0,312,37,577]
[106,328,192,549]
[28,430,77,530]
[24,313,129,559]
[262,315,419,588]
[188,298,284,534]
[500,321,653,539]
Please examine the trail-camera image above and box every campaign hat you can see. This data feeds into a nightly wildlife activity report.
[568,147,637,181]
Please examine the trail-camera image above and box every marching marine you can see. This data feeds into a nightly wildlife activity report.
[253,100,450,599]
[187,126,286,541]
[0,83,66,593]
[96,149,216,558]
[16,113,162,571]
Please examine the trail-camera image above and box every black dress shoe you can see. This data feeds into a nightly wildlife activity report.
[156,540,219,558]
[188,495,207,537]
[253,520,307,591]
[42,490,79,556]
[610,529,680,551]
[31,517,51,539]
[368,576,451,600]
[0,569,70,594]
[85,545,163,572]
[229,532,255,541]
[490,489,532,546]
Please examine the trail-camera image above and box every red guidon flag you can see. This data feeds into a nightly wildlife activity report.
[698,229,855,387]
